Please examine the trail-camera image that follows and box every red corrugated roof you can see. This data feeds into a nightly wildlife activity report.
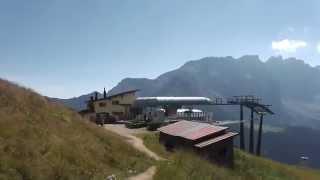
[158,120,228,141]
[194,132,238,148]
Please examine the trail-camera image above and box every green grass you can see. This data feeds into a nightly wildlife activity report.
[0,79,153,179]
[140,133,320,180]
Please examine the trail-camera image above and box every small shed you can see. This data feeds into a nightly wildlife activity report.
[158,120,238,167]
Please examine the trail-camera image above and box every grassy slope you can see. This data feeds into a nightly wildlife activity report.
[140,133,320,180]
[0,79,153,180]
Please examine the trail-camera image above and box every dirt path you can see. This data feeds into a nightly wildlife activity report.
[104,124,163,161]
[104,124,164,180]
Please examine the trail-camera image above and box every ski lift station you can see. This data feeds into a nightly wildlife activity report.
[82,88,273,166]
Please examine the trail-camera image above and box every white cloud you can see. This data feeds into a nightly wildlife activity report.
[272,39,307,53]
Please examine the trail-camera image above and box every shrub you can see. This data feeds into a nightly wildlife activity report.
[147,121,165,131]
[125,121,147,129]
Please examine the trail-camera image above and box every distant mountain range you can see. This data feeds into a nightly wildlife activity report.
[54,55,320,129]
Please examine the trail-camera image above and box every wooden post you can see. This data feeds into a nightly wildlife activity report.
[256,114,264,156]
[249,108,254,154]
[240,105,245,150]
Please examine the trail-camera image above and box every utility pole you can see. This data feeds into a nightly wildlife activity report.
[256,113,264,156]
[240,104,245,150]
[249,108,254,154]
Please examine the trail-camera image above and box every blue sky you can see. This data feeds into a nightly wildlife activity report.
[0,0,319,98]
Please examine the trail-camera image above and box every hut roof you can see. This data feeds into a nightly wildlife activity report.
[158,120,228,141]
[194,132,238,148]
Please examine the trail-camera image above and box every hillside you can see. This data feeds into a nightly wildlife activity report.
[0,79,153,179]
[140,133,320,180]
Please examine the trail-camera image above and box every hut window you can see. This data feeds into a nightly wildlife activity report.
[99,102,106,107]
[112,100,119,105]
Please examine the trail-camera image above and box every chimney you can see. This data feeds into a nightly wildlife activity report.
[95,92,98,100]
[103,88,107,99]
